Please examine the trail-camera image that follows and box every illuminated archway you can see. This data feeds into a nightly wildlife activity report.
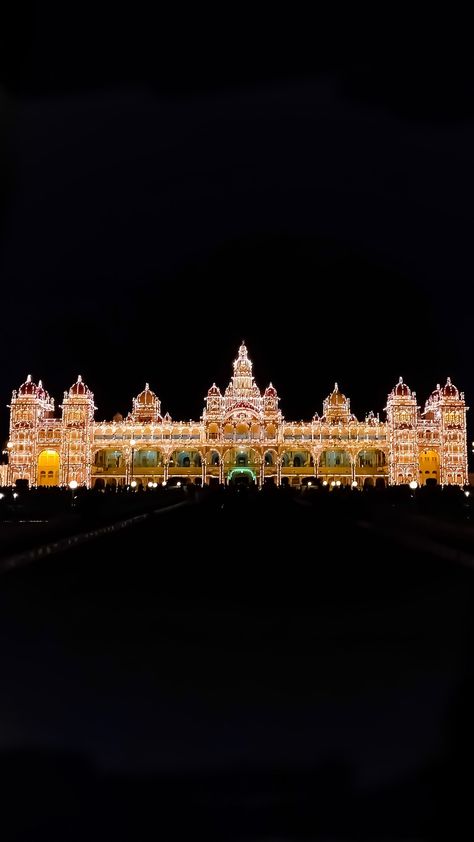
[419,449,439,485]
[37,449,60,486]
[227,466,256,484]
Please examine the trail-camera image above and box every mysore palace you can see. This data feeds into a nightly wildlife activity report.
[5,342,469,489]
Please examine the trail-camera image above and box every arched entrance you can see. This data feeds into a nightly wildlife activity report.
[37,449,60,486]
[227,466,256,485]
[419,449,439,485]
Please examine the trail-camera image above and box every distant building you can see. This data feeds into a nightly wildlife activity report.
[5,343,469,488]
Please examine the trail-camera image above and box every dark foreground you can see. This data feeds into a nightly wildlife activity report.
[1,487,474,840]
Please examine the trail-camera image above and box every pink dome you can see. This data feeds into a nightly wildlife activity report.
[393,376,411,397]
[69,375,89,396]
[207,382,221,396]
[264,383,277,397]
[36,379,49,400]
[18,374,37,395]
[442,377,459,398]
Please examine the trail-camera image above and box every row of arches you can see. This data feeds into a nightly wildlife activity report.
[34,447,444,486]
[92,447,389,470]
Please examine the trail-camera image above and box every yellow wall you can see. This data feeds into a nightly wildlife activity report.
[419,449,439,485]
[37,449,60,486]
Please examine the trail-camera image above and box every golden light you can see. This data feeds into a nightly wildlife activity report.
[3,346,469,490]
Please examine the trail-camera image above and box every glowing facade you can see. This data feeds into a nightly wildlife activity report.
[5,343,469,488]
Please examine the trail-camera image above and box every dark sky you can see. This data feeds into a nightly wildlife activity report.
[1,14,472,450]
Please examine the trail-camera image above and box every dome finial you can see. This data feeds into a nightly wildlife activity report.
[77,374,82,383]
[145,382,150,390]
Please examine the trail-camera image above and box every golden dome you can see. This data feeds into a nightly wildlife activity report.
[136,383,156,405]
[328,383,346,405]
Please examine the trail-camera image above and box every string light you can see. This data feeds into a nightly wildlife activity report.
[5,351,469,490]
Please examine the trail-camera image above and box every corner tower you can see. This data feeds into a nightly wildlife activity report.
[60,376,96,486]
[7,375,55,485]
[437,377,468,485]
[385,377,418,485]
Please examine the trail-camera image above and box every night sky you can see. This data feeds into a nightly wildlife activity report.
[1,14,472,452]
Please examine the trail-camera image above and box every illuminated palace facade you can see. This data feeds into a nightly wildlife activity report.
[6,343,469,489]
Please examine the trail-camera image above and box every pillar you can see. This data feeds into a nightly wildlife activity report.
[351,455,356,485]
[277,458,282,486]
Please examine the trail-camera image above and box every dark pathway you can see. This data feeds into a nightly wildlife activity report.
[1,489,473,838]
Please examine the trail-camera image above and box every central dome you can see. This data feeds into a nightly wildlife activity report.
[328,383,347,405]
[136,383,155,405]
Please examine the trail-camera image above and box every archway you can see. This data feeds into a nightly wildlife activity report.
[37,449,60,486]
[94,449,126,470]
[227,466,256,485]
[419,449,439,485]
[319,450,351,468]
[134,449,163,468]
[170,450,202,468]
[357,449,386,469]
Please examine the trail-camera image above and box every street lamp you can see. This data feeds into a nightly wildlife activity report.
[69,479,78,507]
[130,439,136,486]
[409,480,418,490]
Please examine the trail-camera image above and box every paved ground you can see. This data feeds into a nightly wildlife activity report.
[0,488,473,838]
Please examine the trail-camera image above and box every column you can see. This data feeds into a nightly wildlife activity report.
[259,457,264,489]
[201,458,207,486]
[164,459,169,483]
[277,458,282,486]
[351,455,356,485]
